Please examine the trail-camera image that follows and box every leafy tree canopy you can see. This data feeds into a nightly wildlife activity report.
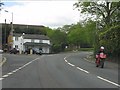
[74,1,120,28]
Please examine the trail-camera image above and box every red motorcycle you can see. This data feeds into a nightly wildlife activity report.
[96,52,106,68]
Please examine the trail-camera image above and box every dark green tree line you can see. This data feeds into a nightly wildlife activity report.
[74,1,120,60]
[46,27,67,53]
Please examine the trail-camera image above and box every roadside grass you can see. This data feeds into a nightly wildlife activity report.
[65,48,94,52]
[78,48,94,51]
[64,48,118,63]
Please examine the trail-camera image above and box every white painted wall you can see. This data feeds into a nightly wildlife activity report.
[34,40,39,43]
[13,36,51,53]
[43,40,50,44]
[13,36,24,51]
[22,39,31,51]
[24,39,31,43]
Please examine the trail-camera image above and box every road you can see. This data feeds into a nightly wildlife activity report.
[2,52,119,88]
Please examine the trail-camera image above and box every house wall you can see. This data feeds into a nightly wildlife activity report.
[43,40,50,44]
[13,36,23,51]
[24,39,31,43]
[13,36,51,54]
[34,40,39,43]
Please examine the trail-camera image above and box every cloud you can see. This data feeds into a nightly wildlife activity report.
[1,1,80,29]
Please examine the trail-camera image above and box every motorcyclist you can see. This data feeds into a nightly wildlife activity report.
[96,46,106,63]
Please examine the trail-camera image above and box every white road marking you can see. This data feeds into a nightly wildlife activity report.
[64,55,118,87]
[77,67,89,74]
[12,70,17,73]
[26,62,32,65]
[13,69,18,73]
[67,62,75,67]
[65,59,68,63]
[77,67,83,71]
[7,72,13,75]
[22,64,27,68]
[0,57,7,67]
[64,57,66,60]
[34,58,39,61]
[64,56,89,73]
[97,76,120,87]
[0,78,4,80]
[2,57,40,80]
[15,69,19,71]
[24,63,29,66]
[18,67,23,70]
[19,66,25,69]
[2,75,9,78]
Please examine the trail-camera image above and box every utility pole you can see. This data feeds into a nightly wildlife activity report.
[4,10,14,50]
[4,19,6,45]
[0,2,4,11]
[0,2,4,50]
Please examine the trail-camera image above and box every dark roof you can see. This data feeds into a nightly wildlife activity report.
[13,33,50,40]
[23,42,51,47]
[1,23,45,29]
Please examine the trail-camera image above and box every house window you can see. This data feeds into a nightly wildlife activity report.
[15,37,18,41]
[39,40,42,43]
[15,45,18,49]
[31,39,34,42]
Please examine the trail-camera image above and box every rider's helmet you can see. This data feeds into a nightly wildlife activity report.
[100,46,104,50]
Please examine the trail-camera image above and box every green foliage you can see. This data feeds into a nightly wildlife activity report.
[46,28,67,53]
[67,23,83,46]
[84,20,96,47]
[78,48,94,51]
[82,2,90,7]
[2,24,11,44]
[74,1,120,27]
[67,21,95,48]
[74,1,120,61]
[52,44,62,53]
[99,25,120,57]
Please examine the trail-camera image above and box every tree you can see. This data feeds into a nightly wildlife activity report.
[0,2,4,11]
[74,1,120,61]
[67,23,84,48]
[67,21,96,49]
[99,25,120,60]
[46,28,67,53]
[2,24,11,45]
[83,20,96,47]
[74,1,120,28]
[59,25,73,33]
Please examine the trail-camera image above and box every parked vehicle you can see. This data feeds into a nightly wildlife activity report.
[33,48,42,55]
[24,48,30,54]
[96,52,107,68]
[10,48,19,54]
[0,49,3,54]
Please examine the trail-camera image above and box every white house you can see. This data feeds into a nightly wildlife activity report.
[12,33,51,54]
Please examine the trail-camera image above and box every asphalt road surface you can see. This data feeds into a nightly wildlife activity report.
[2,52,119,88]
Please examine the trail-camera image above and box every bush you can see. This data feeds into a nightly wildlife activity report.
[78,48,94,51]
[99,25,120,59]
[51,44,62,53]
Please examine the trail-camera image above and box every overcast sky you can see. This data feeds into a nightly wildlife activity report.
[0,1,86,29]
